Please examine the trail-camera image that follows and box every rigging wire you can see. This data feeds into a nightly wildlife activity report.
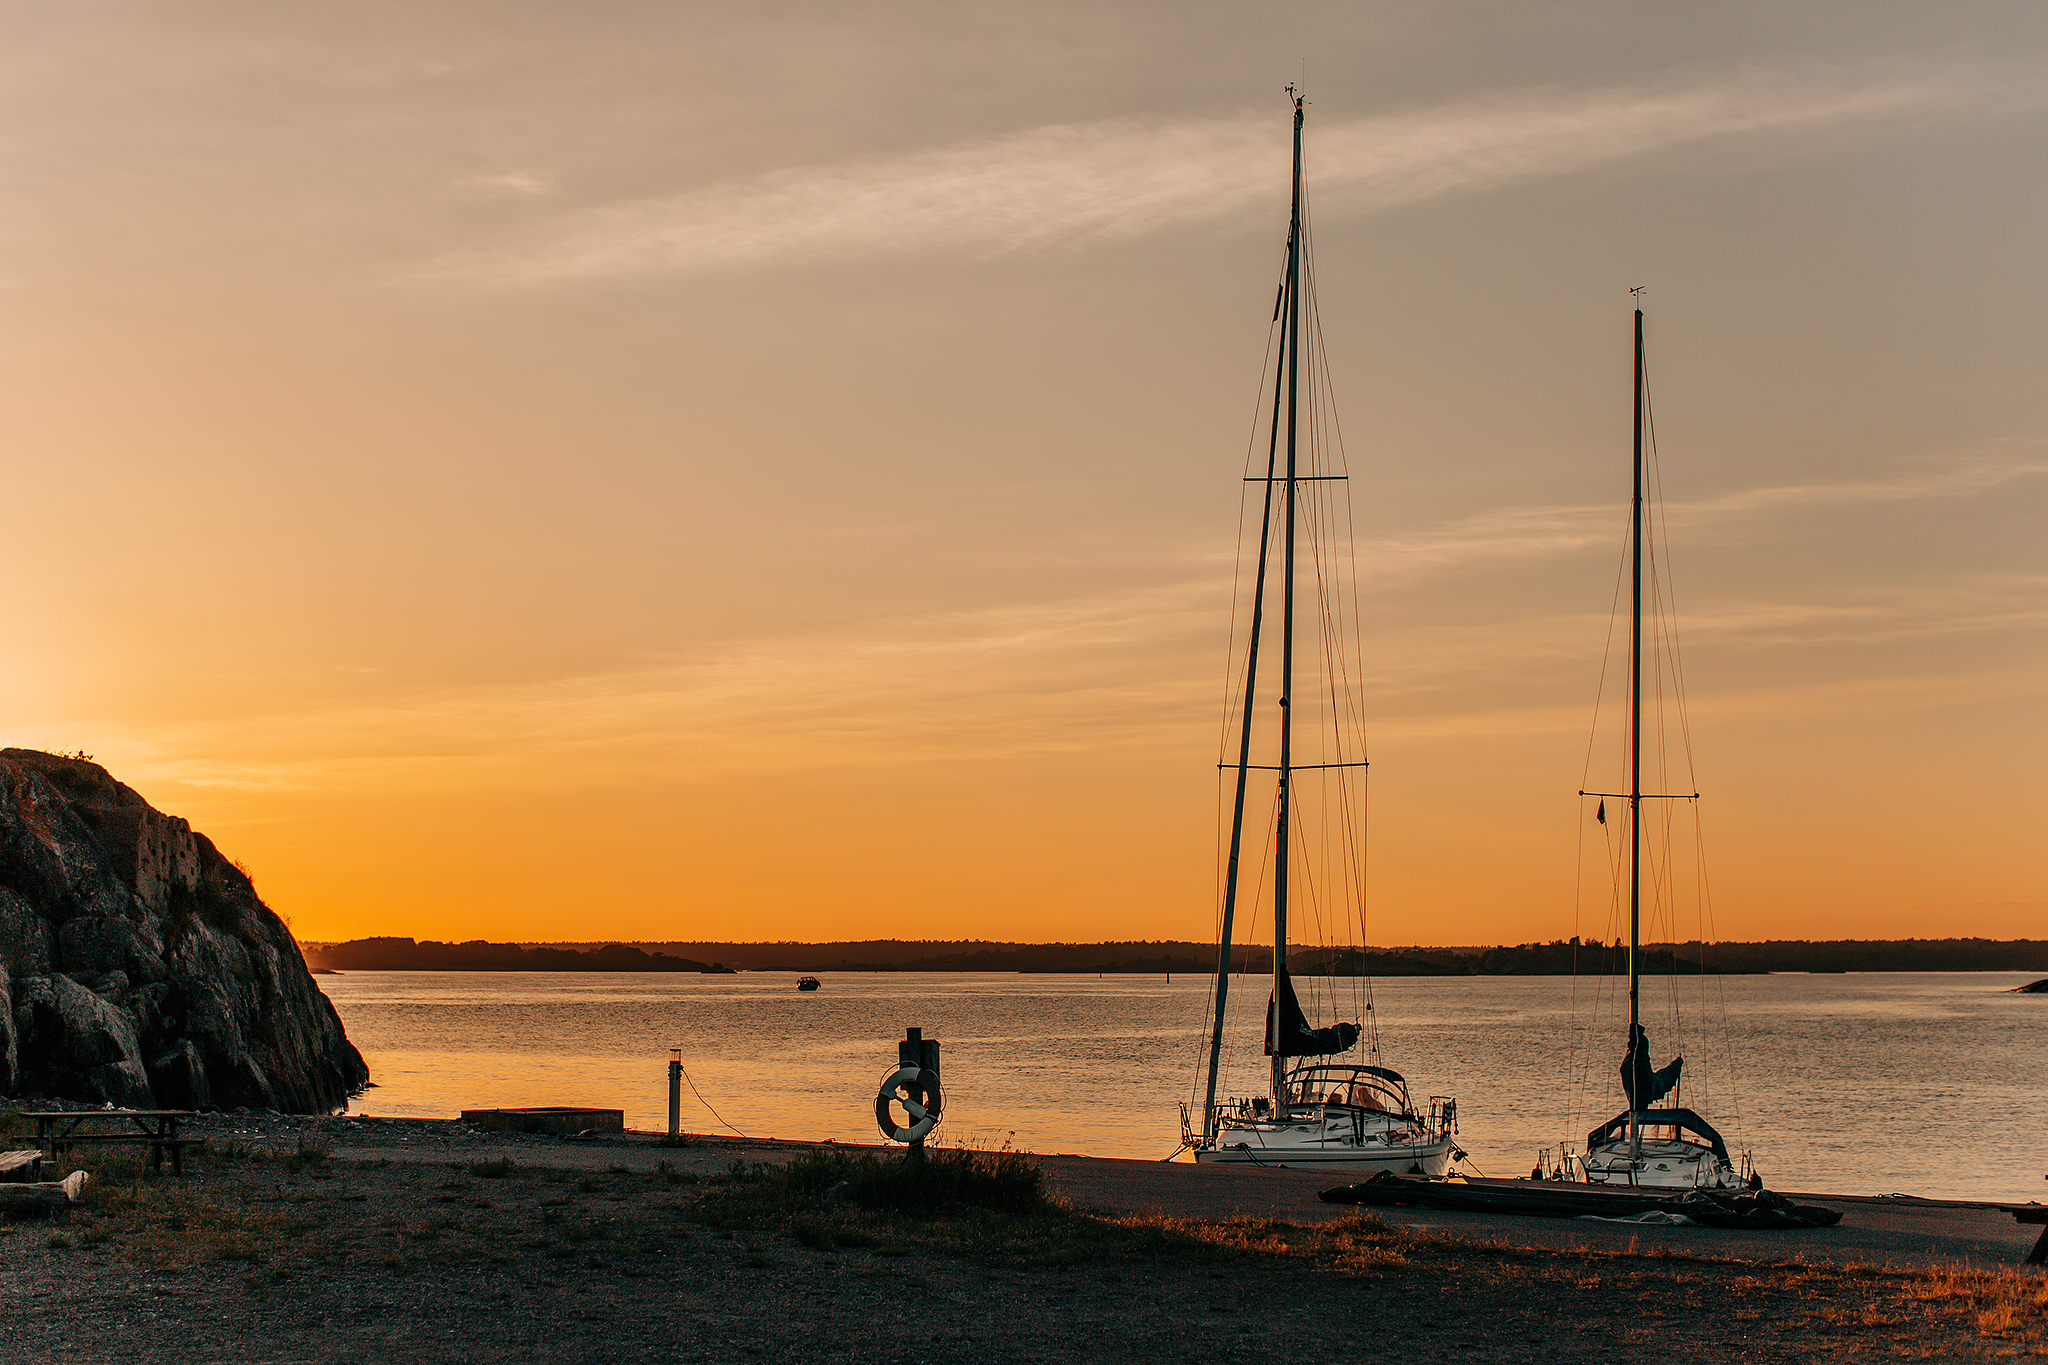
[1564,311,1743,1159]
[1570,499,1637,1142]
[1299,155,1375,1039]
[1192,244,1297,1114]
[1199,104,1404,1119]
[1640,335,1744,1143]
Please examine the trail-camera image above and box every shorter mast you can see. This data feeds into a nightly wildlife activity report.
[1627,304,1644,1177]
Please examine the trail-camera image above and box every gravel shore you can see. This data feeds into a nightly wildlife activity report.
[2,1112,2041,1362]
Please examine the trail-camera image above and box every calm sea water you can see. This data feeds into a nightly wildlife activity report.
[318,971,2048,1203]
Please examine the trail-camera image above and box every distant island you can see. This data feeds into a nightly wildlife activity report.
[300,937,2048,976]
[305,938,737,973]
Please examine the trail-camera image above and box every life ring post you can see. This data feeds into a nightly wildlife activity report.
[875,1026,943,1161]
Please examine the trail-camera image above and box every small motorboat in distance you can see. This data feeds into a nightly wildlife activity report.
[796,976,821,992]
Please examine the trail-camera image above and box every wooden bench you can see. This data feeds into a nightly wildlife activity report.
[26,1111,199,1176]
[2010,1205,2048,1267]
[0,1150,45,1182]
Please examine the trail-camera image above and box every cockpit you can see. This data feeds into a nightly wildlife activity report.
[1281,1064,1413,1117]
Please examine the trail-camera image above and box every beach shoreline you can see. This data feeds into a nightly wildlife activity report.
[5,1111,2040,1361]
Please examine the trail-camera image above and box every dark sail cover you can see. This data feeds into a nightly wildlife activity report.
[1620,1024,1683,1106]
[1265,967,1362,1057]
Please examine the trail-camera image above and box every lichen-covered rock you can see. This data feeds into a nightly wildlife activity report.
[0,749,367,1112]
[10,972,153,1106]
[0,972,16,1096]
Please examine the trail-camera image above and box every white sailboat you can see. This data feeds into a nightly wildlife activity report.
[1563,303,1754,1192]
[1185,91,1459,1175]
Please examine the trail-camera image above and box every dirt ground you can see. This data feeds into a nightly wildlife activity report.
[2,1118,2043,1363]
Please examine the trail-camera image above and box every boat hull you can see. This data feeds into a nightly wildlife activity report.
[1581,1136,1745,1190]
[1194,1139,1455,1175]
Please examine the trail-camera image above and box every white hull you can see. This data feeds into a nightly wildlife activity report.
[1195,1138,1455,1175]
[1194,1088,1459,1175]
[1183,111,1465,1187]
[1580,1136,1746,1190]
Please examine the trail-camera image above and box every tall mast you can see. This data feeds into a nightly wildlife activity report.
[1628,305,1644,1172]
[1271,91,1305,1106]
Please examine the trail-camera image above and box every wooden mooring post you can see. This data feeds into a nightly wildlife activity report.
[899,1027,940,1164]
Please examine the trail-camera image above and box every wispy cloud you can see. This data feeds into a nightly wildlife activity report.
[1362,443,2048,581]
[93,581,1225,801]
[457,170,551,195]
[418,65,1987,285]
[85,556,2044,805]
[1664,444,2048,521]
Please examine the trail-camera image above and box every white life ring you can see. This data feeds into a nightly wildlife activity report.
[874,1065,943,1143]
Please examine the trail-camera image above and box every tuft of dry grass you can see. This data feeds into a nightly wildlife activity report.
[1142,1212,1410,1272]
[687,1147,1416,1276]
[1909,1265,2048,1346]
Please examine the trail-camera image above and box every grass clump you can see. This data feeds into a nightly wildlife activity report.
[707,1146,1046,1220]
[283,1139,330,1175]
[1910,1266,2048,1346]
[689,1145,1324,1272]
[192,1139,265,1171]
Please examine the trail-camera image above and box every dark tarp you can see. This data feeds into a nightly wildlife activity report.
[1264,966,1362,1057]
[1621,1024,1683,1106]
[1319,1172,1841,1229]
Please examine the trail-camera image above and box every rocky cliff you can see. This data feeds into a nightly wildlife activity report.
[0,748,367,1112]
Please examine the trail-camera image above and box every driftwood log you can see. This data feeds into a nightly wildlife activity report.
[0,1171,88,1218]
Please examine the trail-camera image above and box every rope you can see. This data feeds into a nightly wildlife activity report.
[680,1064,747,1138]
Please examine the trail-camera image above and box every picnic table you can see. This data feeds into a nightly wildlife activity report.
[2009,1204,2048,1266]
[26,1111,198,1176]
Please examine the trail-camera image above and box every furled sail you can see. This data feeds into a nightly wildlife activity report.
[1620,1023,1683,1106]
[1264,966,1362,1057]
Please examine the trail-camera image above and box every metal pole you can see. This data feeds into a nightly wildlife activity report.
[667,1049,682,1138]
[1628,306,1644,1180]
[899,1027,929,1164]
[1201,123,1296,1144]
[1271,91,1304,1109]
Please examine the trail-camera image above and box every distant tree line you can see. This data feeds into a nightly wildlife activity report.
[299,937,2048,975]
[304,938,734,973]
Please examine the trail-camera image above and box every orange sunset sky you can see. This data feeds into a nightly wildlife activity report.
[3,3,2042,947]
